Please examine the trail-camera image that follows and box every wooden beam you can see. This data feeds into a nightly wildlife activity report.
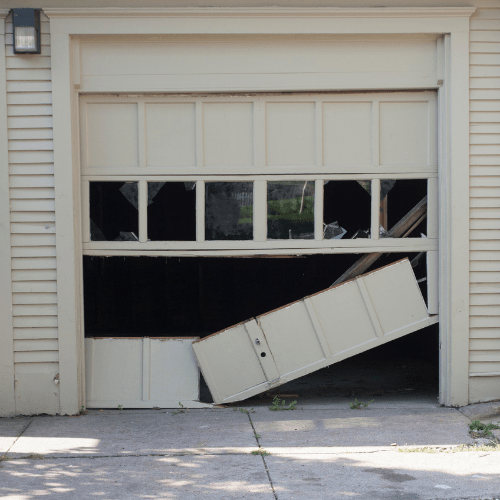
[332,196,427,286]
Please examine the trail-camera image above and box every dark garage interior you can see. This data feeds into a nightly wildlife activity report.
[83,252,438,404]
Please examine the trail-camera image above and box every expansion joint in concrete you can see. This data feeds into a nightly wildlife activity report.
[0,418,34,462]
[246,412,279,500]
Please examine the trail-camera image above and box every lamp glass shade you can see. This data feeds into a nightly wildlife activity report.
[14,26,38,52]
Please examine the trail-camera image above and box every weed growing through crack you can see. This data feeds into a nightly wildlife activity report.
[349,398,374,410]
[251,449,270,456]
[20,454,45,460]
[269,396,297,411]
[172,402,189,415]
[398,446,439,453]
[236,407,255,414]
[117,404,123,411]
[469,419,500,438]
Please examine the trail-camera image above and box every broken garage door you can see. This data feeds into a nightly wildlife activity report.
[193,259,437,405]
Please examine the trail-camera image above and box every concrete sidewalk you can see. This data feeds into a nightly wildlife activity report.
[1,397,499,500]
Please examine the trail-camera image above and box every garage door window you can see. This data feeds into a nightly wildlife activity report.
[80,92,437,255]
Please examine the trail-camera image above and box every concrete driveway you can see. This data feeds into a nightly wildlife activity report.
[1,397,499,500]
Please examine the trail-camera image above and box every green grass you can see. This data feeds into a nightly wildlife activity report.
[251,449,270,456]
[267,197,314,222]
[269,396,297,411]
[349,398,374,410]
[469,419,500,437]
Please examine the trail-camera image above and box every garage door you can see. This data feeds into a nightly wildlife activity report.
[80,91,439,407]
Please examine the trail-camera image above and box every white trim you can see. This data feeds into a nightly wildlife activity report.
[438,31,470,407]
[52,34,81,415]
[45,8,473,36]
[196,180,205,243]
[371,178,381,241]
[47,7,474,413]
[82,172,438,180]
[82,248,436,258]
[83,238,437,253]
[45,7,477,19]
[0,13,16,417]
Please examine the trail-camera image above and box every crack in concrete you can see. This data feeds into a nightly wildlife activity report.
[456,406,473,421]
[246,411,278,500]
[2,451,267,461]
[1,418,34,462]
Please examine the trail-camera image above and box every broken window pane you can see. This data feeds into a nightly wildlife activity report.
[205,182,253,240]
[385,179,427,238]
[147,182,196,241]
[89,181,139,241]
[267,181,315,240]
[323,181,371,239]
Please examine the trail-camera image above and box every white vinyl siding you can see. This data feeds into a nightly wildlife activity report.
[469,7,500,402]
[5,12,60,414]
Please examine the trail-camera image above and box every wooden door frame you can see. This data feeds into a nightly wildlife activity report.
[45,7,474,413]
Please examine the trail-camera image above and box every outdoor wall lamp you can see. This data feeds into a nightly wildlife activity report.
[12,9,41,54]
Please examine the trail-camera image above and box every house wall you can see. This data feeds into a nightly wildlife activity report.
[0,3,498,415]
[468,6,500,403]
[3,12,60,415]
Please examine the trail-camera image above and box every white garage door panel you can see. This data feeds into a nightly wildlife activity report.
[380,101,435,166]
[85,103,139,168]
[193,259,436,405]
[308,280,378,355]
[258,300,327,375]
[323,102,373,166]
[149,339,200,401]
[145,103,196,167]
[363,261,430,335]
[78,37,438,92]
[85,337,208,408]
[80,92,437,175]
[86,338,143,403]
[194,324,268,402]
[203,103,254,167]
[266,102,316,167]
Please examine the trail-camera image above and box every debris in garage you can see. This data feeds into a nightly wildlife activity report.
[332,196,427,286]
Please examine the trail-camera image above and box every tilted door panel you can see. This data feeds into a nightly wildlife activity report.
[192,322,273,403]
[362,261,430,336]
[307,280,379,356]
[193,259,434,404]
[258,300,327,376]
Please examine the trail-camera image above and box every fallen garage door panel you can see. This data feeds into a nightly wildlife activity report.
[193,259,438,405]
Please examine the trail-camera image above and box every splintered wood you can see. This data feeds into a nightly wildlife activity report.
[332,196,428,286]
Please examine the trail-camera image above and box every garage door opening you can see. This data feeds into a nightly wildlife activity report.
[80,91,438,407]
[83,250,436,405]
